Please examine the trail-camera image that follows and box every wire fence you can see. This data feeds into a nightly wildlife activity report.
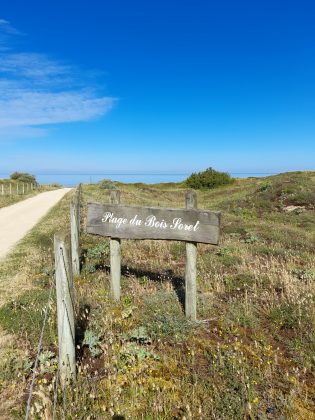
[24,200,79,419]
[24,275,55,420]
[0,183,38,196]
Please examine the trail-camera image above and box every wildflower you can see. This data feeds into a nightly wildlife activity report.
[252,397,259,404]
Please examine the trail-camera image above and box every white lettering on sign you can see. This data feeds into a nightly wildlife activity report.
[101,212,200,232]
[129,215,143,226]
[88,202,220,244]
[101,212,128,229]
[170,218,200,232]
[144,215,168,229]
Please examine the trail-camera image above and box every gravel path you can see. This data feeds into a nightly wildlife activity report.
[0,188,71,259]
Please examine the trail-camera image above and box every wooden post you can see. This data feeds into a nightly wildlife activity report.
[1,184,3,196]
[110,190,121,300]
[22,183,25,194]
[54,233,76,388]
[70,191,80,277]
[185,191,197,321]
[9,183,12,196]
[76,184,82,226]
[16,183,19,195]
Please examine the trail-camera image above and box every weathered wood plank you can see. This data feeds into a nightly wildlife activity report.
[87,202,220,244]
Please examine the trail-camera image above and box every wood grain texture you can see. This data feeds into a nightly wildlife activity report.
[70,198,80,276]
[87,202,220,244]
[110,190,121,300]
[54,233,76,387]
[185,191,197,320]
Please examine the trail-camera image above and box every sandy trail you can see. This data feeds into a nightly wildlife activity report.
[0,188,71,259]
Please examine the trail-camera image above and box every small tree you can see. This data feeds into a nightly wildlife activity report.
[10,172,37,184]
[185,167,234,190]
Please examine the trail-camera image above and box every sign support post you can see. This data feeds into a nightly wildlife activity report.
[185,191,197,320]
[110,190,121,300]
[87,191,221,313]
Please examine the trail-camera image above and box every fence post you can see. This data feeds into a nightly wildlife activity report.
[54,233,76,388]
[1,184,3,196]
[70,188,80,277]
[77,184,82,226]
[185,191,197,321]
[110,190,121,300]
[9,183,12,196]
[16,183,19,195]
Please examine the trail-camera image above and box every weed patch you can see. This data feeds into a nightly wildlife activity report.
[0,288,57,347]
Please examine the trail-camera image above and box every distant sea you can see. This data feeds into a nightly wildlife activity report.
[0,172,276,187]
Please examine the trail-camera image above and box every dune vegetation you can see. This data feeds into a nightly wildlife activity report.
[0,173,59,209]
[0,171,314,418]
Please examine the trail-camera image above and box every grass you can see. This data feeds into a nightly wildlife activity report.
[0,181,59,209]
[0,188,73,417]
[0,172,315,418]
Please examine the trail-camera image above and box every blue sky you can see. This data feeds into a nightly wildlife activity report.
[0,0,314,180]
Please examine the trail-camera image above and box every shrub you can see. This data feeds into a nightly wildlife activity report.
[49,183,63,188]
[86,241,109,259]
[10,171,37,183]
[268,303,300,329]
[98,179,116,190]
[185,167,234,190]
[257,181,272,192]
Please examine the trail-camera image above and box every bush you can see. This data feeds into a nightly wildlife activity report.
[185,167,234,190]
[98,179,116,190]
[49,183,63,188]
[10,171,36,183]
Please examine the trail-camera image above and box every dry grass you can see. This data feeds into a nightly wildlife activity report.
[0,174,315,418]
[0,189,73,418]
[0,184,57,209]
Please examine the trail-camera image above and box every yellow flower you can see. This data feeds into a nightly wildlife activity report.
[252,397,259,404]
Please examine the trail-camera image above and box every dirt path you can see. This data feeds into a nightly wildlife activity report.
[0,188,71,259]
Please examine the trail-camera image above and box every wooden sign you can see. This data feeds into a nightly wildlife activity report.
[87,203,220,244]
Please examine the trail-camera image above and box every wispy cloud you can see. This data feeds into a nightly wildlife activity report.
[0,19,21,35]
[0,53,70,79]
[0,19,22,51]
[0,19,115,139]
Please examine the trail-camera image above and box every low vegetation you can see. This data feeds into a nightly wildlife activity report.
[98,178,117,190]
[0,172,314,418]
[185,167,234,190]
[0,175,59,209]
[10,171,37,184]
